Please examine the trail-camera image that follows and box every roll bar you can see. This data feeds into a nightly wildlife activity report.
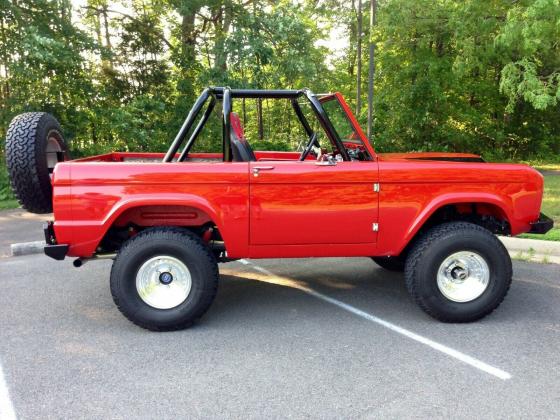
[163,88,210,162]
[163,87,349,162]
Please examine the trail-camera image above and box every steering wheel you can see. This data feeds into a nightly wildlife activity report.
[299,132,319,161]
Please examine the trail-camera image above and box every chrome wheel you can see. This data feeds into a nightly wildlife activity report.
[136,256,192,309]
[437,251,490,303]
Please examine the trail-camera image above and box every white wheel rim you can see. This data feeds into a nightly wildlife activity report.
[136,256,192,309]
[436,251,490,303]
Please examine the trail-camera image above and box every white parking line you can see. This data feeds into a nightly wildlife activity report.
[0,360,17,420]
[238,259,512,381]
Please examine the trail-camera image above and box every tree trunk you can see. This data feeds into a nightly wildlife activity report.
[181,9,197,63]
[356,0,363,116]
[0,16,10,109]
[257,98,264,141]
[367,0,377,140]
[213,3,231,73]
[102,5,114,68]
[178,6,198,97]
[93,9,103,48]
[348,0,356,77]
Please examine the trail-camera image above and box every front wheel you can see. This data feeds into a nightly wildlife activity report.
[404,222,512,323]
[110,227,219,331]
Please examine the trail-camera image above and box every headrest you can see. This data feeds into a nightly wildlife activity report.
[230,112,245,139]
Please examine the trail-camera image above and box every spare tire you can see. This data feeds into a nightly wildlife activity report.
[5,112,69,214]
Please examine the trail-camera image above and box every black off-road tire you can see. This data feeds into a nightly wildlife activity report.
[404,222,512,323]
[110,227,219,331]
[371,255,406,272]
[5,112,69,213]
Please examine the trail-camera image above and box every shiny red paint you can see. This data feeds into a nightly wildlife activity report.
[249,161,378,247]
[379,152,482,160]
[50,93,545,260]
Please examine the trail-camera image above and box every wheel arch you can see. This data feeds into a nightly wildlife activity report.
[398,193,513,255]
[98,196,228,250]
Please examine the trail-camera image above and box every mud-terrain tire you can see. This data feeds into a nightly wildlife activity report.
[404,222,512,323]
[371,255,406,272]
[5,112,69,213]
[110,227,219,331]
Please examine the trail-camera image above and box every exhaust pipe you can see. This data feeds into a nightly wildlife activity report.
[73,253,117,268]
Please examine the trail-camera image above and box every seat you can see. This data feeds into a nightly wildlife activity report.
[229,112,256,162]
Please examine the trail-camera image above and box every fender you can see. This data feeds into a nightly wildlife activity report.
[399,192,514,254]
[102,194,222,231]
[64,193,248,258]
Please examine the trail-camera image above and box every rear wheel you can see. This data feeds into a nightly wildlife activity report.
[110,227,219,331]
[404,222,512,322]
[5,112,69,213]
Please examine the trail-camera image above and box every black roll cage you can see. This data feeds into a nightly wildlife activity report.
[163,87,351,162]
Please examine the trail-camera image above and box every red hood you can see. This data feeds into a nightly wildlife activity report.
[378,152,484,163]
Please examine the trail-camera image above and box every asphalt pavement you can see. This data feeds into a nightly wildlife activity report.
[0,253,559,419]
[0,210,50,257]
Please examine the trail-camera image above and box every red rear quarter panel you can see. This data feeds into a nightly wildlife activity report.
[53,161,249,257]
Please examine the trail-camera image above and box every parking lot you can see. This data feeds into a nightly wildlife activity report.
[1,253,559,419]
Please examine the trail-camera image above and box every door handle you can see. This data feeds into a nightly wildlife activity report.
[252,166,275,177]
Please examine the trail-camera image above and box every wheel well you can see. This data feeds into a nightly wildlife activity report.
[399,202,510,258]
[98,205,225,256]
[423,203,510,235]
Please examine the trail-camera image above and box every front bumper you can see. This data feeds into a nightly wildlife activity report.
[43,221,68,260]
[528,213,554,234]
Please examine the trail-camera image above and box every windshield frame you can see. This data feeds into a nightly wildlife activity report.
[318,92,376,160]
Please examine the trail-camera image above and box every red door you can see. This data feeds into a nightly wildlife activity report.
[249,160,379,245]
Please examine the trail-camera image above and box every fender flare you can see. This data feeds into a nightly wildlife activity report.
[400,192,513,251]
[101,194,226,241]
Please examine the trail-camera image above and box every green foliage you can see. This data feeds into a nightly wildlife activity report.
[497,0,560,112]
[0,0,559,180]
[344,0,560,159]
[0,157,15,203]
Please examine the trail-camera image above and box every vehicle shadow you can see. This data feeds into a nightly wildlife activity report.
[207,262,413,328]
[206,260,556,328]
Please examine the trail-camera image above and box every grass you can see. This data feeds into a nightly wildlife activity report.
[512,248,555,264]
[529,162,560,171]
[0,199,19,210]
[514,247,536,262]
[0,162,18,210]
[519,172,560,241]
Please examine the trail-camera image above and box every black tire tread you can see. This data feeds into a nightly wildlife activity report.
[5,112,65,213]
[404,222,512,322]
[110,227,219,331]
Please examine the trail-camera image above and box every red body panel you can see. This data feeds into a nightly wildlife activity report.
[378,152,482,161]
[376,160,542,255]
[249,161,378,247]
[52,152,543,259]
[50,94,545,260]
[53,161,250,257]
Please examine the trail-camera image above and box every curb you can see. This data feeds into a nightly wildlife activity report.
[9,237,560,264]
[499,237,560,264]
[499,237,560,256]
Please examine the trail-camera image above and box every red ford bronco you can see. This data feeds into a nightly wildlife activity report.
[5,87,553,330]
